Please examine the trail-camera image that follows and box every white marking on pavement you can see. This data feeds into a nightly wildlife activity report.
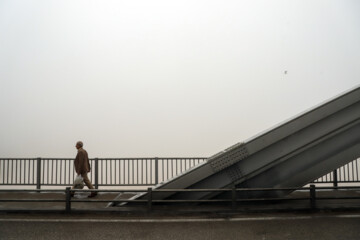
[0,215,360,223]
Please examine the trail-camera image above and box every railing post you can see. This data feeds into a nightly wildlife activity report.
[232,184,237,209]
[95,158,99,189]
[65,187,71,213]
[333,169,338,188]
[310,184,316,210]
[36,157,41,190]
[155,157,159,185]
[147,187,152,212]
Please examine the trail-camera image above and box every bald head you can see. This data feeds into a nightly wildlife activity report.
[76,141,83,149]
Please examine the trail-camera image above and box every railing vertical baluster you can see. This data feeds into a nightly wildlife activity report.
[132,159,135,185]
[50,159,53,185]
[155,157,158,185]
[8,159,10,184]
[176,159,178,176]
[181,158,183,173]
[2,159,4,184]
[119,159,121,185]
[21,159,24,184]
[2,160,4,184]
[138,159,140,184]
[55,159,58,185]
[15,159,17,184]
[65,160,67,185]
[111,159,114,185]
[29,159,35,185]
[19,160,22,184]
[339,165,342,182]
[49,159,52,185]
[20,159,26,184]
[113,159,115,185]
[106,159,108,185]
[47,159,49,185]
[137,159,139,185]
[162,158,164,183]
[110,159,113,185]
[101,159,103,185]
[123,159,125,185]
[115,160,118,185]
[127,159,130,185]
[167,159,170,180]
[6,159,8,184]
[145,159,148,185]
[356,159,359,181]
[36,158,41,190]
[32,159,34,185]
[141,159,143,185]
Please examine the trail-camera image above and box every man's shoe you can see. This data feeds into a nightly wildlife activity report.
[88,192,97,198]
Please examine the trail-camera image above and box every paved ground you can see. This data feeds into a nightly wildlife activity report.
[1,212,360,239]
[1,190,360,239]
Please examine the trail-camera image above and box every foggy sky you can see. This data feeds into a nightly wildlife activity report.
[0,0,359,158]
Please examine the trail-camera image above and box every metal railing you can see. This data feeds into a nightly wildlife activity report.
[1,185,360,213]
[313,159,360,186]
[1,157,359,188]
[0,157,206,189]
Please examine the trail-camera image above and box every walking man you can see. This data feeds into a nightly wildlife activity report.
[72,141,97,198]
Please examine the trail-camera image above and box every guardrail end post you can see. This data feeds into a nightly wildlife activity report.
[65,187,71,213]
[147,187,152,212]
[310,184,316,210]
[155,157,159,185]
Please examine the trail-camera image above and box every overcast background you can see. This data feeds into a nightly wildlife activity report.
[0,0,359,158]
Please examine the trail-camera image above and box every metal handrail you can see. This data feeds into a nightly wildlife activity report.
[0,157,207,189]
[1,157,359,188]
[1,185,360,213]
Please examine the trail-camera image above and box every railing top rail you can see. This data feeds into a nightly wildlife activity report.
[1,185,360,193]
[96,157,207,160]
[0,157,208,160]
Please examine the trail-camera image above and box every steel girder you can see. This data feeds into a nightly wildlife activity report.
[118,85,360,203]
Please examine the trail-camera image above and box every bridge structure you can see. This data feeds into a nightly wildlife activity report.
[117,85,360,205]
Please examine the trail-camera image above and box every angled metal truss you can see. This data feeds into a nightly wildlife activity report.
[116,85,360,204]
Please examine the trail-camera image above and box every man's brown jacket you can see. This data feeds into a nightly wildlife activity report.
[74,148,91,174]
